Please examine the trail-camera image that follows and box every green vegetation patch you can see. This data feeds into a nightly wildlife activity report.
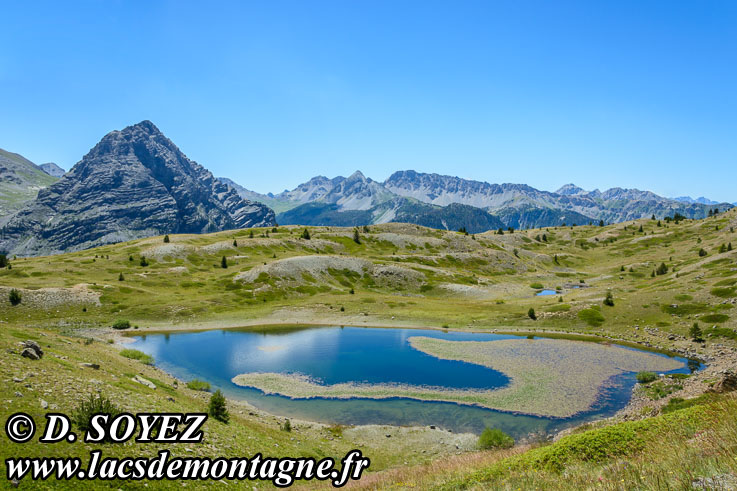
[119,348,154,365]
[578,308,605,327]
[700,313,730,323]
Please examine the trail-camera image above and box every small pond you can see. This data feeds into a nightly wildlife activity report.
[536,289,558,296]
[128,326,690,438]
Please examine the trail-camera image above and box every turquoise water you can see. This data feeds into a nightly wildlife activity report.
[129,326,689,437]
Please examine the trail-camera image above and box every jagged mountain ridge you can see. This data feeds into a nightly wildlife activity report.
[384,171,731,223]
[224,170,731,230]
[0,121,275,256]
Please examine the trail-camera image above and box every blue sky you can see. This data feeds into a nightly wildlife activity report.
[1,1,735,201]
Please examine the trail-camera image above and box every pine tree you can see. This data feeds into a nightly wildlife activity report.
[729,243,733,251]
[249,230,254,238]
[233,239,238,247]
[656,262,668,275]
[699,248,707,257]
[163,234,170,243]
[719,244,727,253]
[139,256,149,267]
[527,308,536,320]
[221,256,228,268]
[638,225,643,233]
[353,228,361,244]
[599,220,605,227]
[301,228,311,240]
[118,272,125,281]
[208,390,230,423]
[0,254,8,268]
[542,234,547,242]
[689,323,703,342]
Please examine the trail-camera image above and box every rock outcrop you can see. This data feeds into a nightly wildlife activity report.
[0,121,275,256]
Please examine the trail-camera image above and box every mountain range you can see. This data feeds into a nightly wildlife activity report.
[222,170,733,230]
[0,120,732,256]
[0,121,274,256]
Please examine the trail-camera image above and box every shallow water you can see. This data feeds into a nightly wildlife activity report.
[129,326,689,437]
[536,289,558,296]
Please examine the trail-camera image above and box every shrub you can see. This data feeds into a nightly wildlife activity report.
[186,379,211,391]
[636,371,658,384]
[530,283,544,289]
[280,419,292,432]
[700,314,729,323]
[112,319,131,330]
[139,256,149,267]
[527,308,537,320]
[478,427,514,450]
[209,390,229,423]
[698,248,707,257]
[603,291,614,307]
[120,348,154,365]
[72,394,122,434]
[0,254,8,267]
[9,288,21,306]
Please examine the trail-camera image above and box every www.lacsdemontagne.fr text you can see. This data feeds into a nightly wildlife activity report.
[4,412,370,487]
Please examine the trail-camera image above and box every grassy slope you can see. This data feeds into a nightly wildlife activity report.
[0,210,736,488]
[0,149,58,214]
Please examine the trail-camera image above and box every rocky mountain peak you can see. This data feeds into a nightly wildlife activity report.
[38,162,65,178]
[0,121,275,256]
[555,183,586,196]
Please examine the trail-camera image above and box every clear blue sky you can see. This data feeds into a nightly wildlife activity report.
[1,1,735,201]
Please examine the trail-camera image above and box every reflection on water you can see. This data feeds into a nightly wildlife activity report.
[130,326,689,437]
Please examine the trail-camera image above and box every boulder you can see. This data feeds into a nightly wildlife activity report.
[21,348,40,360]
[21,340,43,358]
[709,370,737,393]
[132,375,156,389]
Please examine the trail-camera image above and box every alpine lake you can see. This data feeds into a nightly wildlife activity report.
[128,326,692,439]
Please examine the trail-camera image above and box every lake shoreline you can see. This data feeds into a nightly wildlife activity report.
[86,316,729,443]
